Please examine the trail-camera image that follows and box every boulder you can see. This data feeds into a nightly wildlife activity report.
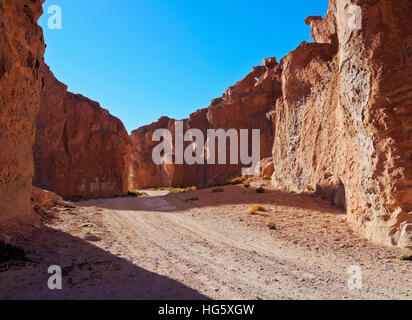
[257,157,274,178]
[31,186,62,208]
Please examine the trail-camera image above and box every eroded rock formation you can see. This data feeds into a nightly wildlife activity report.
[130,63,280,189]
[272,0,412,247]
[0,0,131,230]
[1,0,410,250]
[0,0,45,225]
[34,66,131,200]
[130,0,411,248]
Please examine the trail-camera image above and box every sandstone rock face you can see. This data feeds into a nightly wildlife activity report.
[0,0,45,224]
[130,63,281,189]
[34,66,131,200]
[130,0,411,248]
[272,0,412,248]
[129,116,186,189]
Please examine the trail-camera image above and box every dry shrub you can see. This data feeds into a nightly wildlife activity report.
[256,187,265,193]
[167,186,196,193]
[229,177,247,185]
[248,205,267,214]
[128,190,148,197]
[306,185,315,192]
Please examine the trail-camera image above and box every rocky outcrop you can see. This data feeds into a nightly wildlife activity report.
[130,0,411,248]
[272,0,411,248]
[0,0,130,227]
[31,186,73,209]
[130,116,189,189]
[34,66,131,200]
[257,157,274,178]
[130,63,281,189]
[0,0,45,224]
[2,0,408,250]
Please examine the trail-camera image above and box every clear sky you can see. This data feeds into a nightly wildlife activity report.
[38,0,328,133]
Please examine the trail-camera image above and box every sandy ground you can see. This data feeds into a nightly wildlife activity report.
[0,180,411,300]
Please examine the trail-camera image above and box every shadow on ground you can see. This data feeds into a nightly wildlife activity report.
[0,225,210,300]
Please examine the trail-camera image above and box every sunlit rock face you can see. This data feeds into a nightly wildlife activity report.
[129,64,280,190]
[273,0,412,248]
[0,0,45,224]
[130,0,411,248]
[33,66,131,200]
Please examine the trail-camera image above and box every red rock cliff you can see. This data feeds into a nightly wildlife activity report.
[272,0,412,248]
[130,63,280,189]
[0,0,45,225]
[34,66,131,200]
[130,0,411,248]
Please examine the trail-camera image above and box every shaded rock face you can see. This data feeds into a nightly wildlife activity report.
[0,0,45,224]
[130,64,281,189]
[34,66,131,200]
[273,0,412,248]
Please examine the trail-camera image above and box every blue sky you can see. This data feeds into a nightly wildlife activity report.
[38,0,328,133]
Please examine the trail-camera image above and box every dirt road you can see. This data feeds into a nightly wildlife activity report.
[1,183,411,299]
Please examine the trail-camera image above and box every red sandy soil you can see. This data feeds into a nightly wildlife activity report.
[0,179,411,299]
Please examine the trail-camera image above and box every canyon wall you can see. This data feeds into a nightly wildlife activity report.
[0,0,131,225]
[131,0,411,248]
[0,0,409,249]
[272,0,411,247]
[34,66,131,200]
[0,0,45,224]
[130,62,280,189]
